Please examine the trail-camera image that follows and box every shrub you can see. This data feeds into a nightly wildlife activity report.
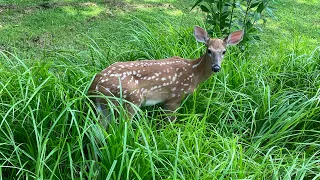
[191,0,275,42]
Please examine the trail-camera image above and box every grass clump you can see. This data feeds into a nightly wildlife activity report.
[0,0,320,179]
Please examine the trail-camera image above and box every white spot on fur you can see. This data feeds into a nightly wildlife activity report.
[172,74,177,82]
[110,74,120,77]
[130,89,137,95]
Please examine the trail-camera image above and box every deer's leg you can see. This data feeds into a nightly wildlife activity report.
[164,98,181,121]
[124,94,142,119]
[123,103,137,119]
[93,97,112,128]
[95,98,108,117]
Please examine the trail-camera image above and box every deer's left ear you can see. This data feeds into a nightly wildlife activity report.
[224,30,244,45]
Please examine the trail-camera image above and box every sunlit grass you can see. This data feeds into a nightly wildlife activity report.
[61,4,104,17]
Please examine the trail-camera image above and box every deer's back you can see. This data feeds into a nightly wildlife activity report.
[89,57,195,105]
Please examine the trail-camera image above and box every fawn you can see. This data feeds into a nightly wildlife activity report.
[88,26,243,121]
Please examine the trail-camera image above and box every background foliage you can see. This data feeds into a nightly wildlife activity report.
[192,0,275,42]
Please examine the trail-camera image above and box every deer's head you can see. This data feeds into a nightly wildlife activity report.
[194,26,244,72]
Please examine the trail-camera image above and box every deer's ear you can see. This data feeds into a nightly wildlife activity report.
[224,30,244,45]
[194,26,209,44]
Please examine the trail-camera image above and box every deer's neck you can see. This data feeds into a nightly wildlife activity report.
[191,54,213,87]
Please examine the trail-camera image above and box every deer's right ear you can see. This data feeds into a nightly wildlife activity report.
[194,26,209,44]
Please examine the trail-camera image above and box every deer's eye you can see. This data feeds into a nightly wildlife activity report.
[222,50,226,55]
[207,49,212,54]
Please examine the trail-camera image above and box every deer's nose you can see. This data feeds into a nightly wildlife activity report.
[212,65,221,72]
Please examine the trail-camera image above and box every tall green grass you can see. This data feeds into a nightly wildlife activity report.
[1,15,320,179]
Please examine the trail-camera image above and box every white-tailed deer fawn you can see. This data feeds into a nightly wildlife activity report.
[88,26,243,120]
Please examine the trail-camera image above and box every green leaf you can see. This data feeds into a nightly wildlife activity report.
[262,17,268,24]
[217,0,223,10]
[221,12,230,21]
[254,13,261,22]
[224,2,232,6]
[236,2,244,12]
[256,26,263,32]
[266,7,276,19]
[245,21,253,30]
[257,2,265,13]
[191,0,203,11]
[200,5,210,12]
[249,2,260,9]
[235,2,241,8]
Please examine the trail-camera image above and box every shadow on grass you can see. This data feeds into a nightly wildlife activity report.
[0,0,197,58]
[263,0,320,47]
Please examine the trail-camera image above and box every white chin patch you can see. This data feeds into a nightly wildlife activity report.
[142,99,163,106]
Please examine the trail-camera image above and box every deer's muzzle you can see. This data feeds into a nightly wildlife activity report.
[212,65,221,72]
